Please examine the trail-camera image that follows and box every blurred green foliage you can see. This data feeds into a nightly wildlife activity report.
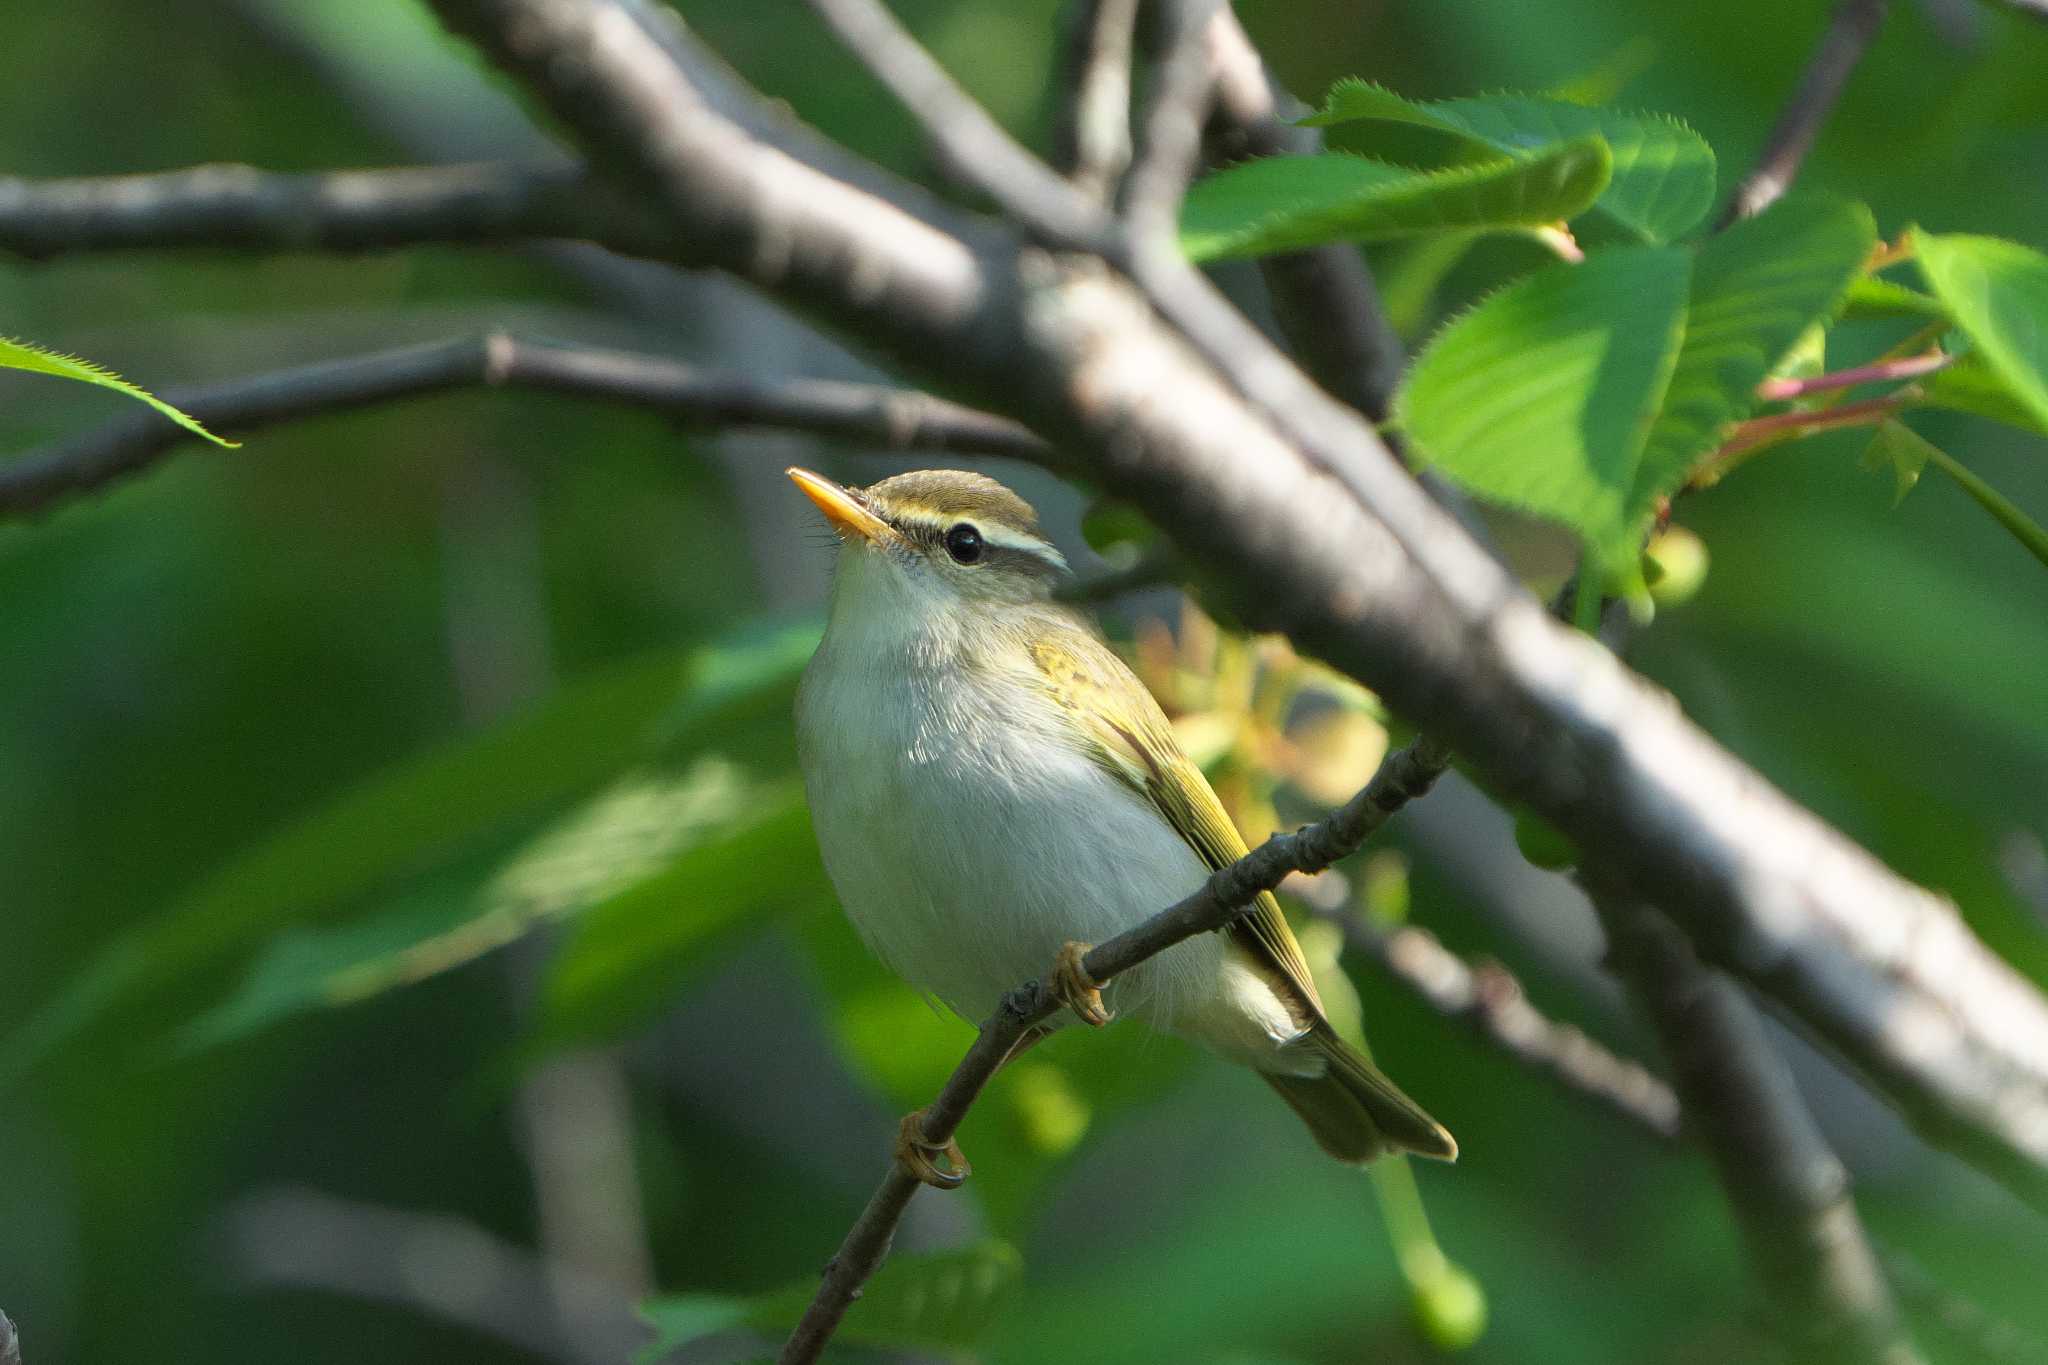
[3,2,2048,1364]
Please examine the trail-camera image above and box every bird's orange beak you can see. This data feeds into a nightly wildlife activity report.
[787,467,893,543]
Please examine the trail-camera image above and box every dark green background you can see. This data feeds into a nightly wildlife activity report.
[3,2,2046,1362]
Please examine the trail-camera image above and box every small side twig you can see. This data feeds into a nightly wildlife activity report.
[805,0,1110,248]
[1590,890,1922,1365]
[0,1307,19,1365]
[1719,0,1889,226]
[0,333,1048,522]
[778,734,1452,1365]
[1055,0,1142,203]
[1120,0,1220,246]
[1322,907,1682,1141]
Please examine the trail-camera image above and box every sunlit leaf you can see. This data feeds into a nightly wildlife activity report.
[1913,229,2048,433]
[1632,195,1875,523]
[1396,245,1691,564]
[638,1242,1022,1363]
[0,335,238,447]
[1841,274,1947,321]
[1180,139,1610,262]
[1303,81,1716,242]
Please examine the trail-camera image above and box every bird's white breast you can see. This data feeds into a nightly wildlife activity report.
[794,549,1241,1036]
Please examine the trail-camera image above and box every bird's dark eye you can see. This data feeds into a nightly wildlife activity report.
[943,523,984,564]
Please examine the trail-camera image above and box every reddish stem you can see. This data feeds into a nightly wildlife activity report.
[1756,351,1950,401]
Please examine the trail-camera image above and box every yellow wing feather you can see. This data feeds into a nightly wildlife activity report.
[1026,621,1323,1018]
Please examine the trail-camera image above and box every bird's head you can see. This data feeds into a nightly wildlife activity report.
[787,466,1069,605]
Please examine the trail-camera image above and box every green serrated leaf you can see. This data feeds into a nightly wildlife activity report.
[1180,139,1610,262]
[1631,195,1876,527]
[1396,245,1691,562]
[1303,80,1716,242]
[638,1243,1022,1363]
[0,335,238,447]
[1913,230,2048,432]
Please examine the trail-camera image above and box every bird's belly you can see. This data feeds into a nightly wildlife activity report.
[798,676,1230,1032]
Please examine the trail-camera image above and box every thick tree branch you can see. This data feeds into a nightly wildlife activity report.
[391,0,2048,1220]
[778,735,1453,1365]
[1121,0,1219,246]
[1593,893,1922,1364]
[0,162,676,262]
[0,334,1046,520]
[1719,0,1889,225]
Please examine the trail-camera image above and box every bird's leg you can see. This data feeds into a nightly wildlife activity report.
[891,1025,1056,1189]
[1052,940,1113,1027]
[895,1109,971,1189]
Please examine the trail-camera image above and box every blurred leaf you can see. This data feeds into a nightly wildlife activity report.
[1543,36,1658,106]
[534,789,824,1045]
[1079,498,1156,561]
[1871,422,2048,570]
[1396,245,1690,565]
[0,334,237,447]
[1917,354,2048,437]
[1180,140,1610,262]
[1862,419,1932,505]
[176,759,800,1053]
[2,620,820,1081]
[1377,231,1483,337]
[1914,229,2048,432]
[638,1242,1022,1362]
[1631,195,1875,522]
[1303,81,1716,242]
[1841,274,1947,321]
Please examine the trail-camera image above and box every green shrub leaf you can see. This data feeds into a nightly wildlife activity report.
[638,1243,1022,1362]
[1180,139,1610,262]
[1303,81,1716,242]
[1914,230,2048,433]
[0,620,820,1079]
[1396,245,1691,563]
[1632,195,1876,526]
[0,335,238,447]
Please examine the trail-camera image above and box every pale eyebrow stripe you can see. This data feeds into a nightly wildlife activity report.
[891,512,1069,572]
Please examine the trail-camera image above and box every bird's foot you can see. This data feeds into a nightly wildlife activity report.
[895,1109,971,1189]
[1052,940,1113,1027]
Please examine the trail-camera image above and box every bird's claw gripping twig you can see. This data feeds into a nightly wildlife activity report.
[1053,940,1113,1027]
[895,1109,971,1189]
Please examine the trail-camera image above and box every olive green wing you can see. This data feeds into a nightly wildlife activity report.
[1027,622,1324,1019]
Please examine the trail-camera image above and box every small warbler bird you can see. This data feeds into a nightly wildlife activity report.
[789,466,1455,1182]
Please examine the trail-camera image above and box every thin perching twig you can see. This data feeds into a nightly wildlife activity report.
[0,333,1048,521]
[778,734,1452,1365]
[1054,0,1142,203]
[1590,890,1923,1365]
[1719,0,1889,225]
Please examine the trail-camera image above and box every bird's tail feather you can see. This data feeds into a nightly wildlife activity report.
[1261,1022,1457,1164]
